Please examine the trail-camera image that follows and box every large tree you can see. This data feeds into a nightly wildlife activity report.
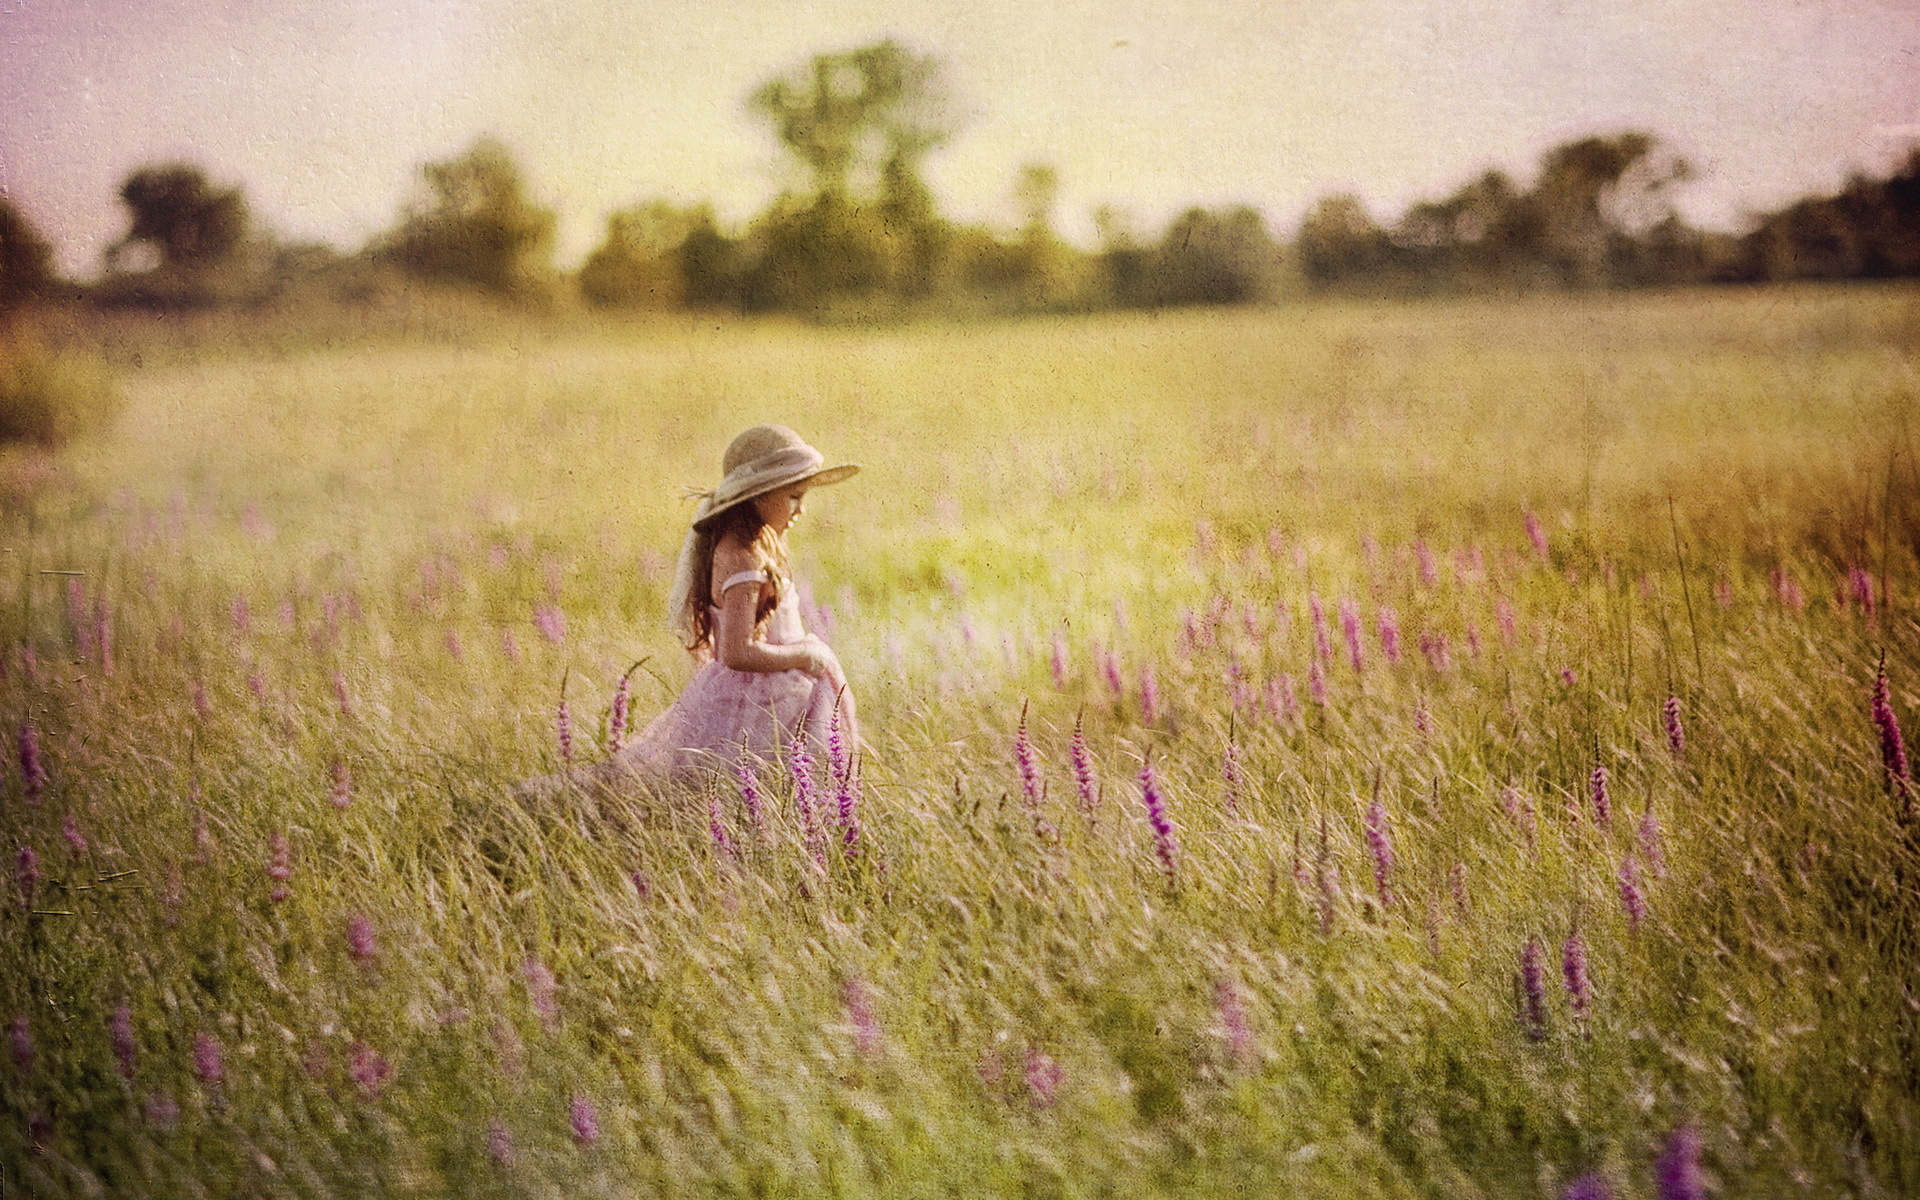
[108,164,248,272]
[0,197,57,315]
[384,138,555,295]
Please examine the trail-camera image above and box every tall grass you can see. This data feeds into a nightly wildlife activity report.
[3,285,1917,1198]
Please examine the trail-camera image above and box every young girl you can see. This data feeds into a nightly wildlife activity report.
[521,424,858,801]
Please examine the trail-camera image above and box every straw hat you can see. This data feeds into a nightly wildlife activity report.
[690,424,859,529]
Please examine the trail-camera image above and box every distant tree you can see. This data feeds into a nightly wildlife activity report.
[578,201,711,308]
[0,196,57,315]
[677,212,741,309]
[1296,194,1391,286]
[1150,206,1278,306]
[745,40,961,309]
[1743,149,1920,282]
[749,40,959,204]
[1527,132,1687,287]
[106,164,248,272]
[384,138,555,295]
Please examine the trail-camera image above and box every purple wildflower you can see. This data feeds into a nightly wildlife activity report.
[486,1119,515,1165]
[18,722,46,805]
[1309,593,1331,663]
[193,1033,224,1086]
[501,629,522,663]
[1654,1124,1706,1200]
[1872,659,1914,819]
[61,811,86,855]
[1771,567,1804,611]
[110,1004,137,1079]
[1339,599,1365,673]
[1307,657,1327,707]
[1100,647,1124,697]
[1314,814,1339,934]
[1419,630,1452,672]
[737,755,765,837]
[9,1016,33,1070]
[1560,1173,1615,1200]
[1137,760,1179,884]
[708,789,736,858]
[522,958,559,1027]
[1012,703,1050,840]
[1638,807,1667,877]
[608,669,632,752]
[144,1091,180,1130]
[1519,938,1548,1041]
[556,696,574,766]
[568,1093,600,1145]
[231,595,252,634]
[1071,712,1099,823]
[1139,664,1160,725]
[843,978,881,1059]
[191,803,214,864]
[330,758,352,809]
[1414,700,1431,737]
[1664,695,1686,761]
[1562,928,1592,1023]
[1023,1046,1064,1109]
[1050,631,1069,689]
[267,832,292,902]
[1377,609,1402,664]
[533,603,567,644]
[1364,797,1395,906]
[1221,737,1243,817]
[1269,675,1299,723]
[629,871,652,902]
[16,845,40,910]
[247,672,267,700]
[1849,566,1877,617]
[1495,596,1516,642]
[1448,861,1470,915]
[346,913,378,962]
[348,1041,393,1096]
[1589,762,1612,826]
[1524,511,1550,560]
[332,670,353,717]
[1618,855,1647,931]
[1415,539,1440,586]
[191,680,212,719]
[789,735,824,868]
[1214,978,1253,1068]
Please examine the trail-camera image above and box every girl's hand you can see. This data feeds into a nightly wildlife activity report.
[798,637,842,681]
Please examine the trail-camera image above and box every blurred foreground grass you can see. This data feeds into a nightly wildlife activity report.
[3,285,1918,1198]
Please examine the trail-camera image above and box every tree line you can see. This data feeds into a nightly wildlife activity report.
[3,39,1918,324]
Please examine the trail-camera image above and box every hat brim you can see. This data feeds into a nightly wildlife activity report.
[693,462,860,528]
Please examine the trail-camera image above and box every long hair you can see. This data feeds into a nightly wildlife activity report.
[667,503,789,656]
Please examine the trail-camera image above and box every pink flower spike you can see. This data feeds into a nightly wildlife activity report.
[16,845,41,910]
[329,758,353,809]
[1364,797,1395,906]
[1663,695,1686,761]
[1050,631,1069,689]
[1070,712,1099,824]
[1137,760,1179,885]
[346,913,378,962]
[61,812,87,855]
[1561,928,1592,1023]
[193,1033,224,1086]
[1871,658,1914,820]
[110,1004,137,1079]
[17,722,46,805]
[1524,511,1549,560]
[1023,1046,1064,1109]
[9,1015,34,1071]
[568,1093,600,1145]
[1138,664,1160,725]
[1518,938,1547,1042]
[522,958,559,1027]
[486,1119,515,1165]
[1589,763,1612,826]
[348,1041,393,1096]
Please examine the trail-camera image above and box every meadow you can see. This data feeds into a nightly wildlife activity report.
[2,284,1917,1198]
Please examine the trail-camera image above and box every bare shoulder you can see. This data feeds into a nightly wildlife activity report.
[711,531,760,577]
[710,532,767,602]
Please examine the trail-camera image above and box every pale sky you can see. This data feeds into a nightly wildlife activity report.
[4,0,1917,277]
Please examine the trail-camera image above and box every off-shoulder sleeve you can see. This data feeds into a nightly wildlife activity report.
[717,569,769,595]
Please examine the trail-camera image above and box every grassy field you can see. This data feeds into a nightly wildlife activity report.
[2,285,1918,1198]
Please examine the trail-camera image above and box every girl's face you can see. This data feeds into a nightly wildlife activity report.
[752,482,809,534]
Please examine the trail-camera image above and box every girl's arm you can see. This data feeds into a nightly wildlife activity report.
[709,545,836,677]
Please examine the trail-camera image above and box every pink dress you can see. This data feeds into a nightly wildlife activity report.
[521,569,840,802]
